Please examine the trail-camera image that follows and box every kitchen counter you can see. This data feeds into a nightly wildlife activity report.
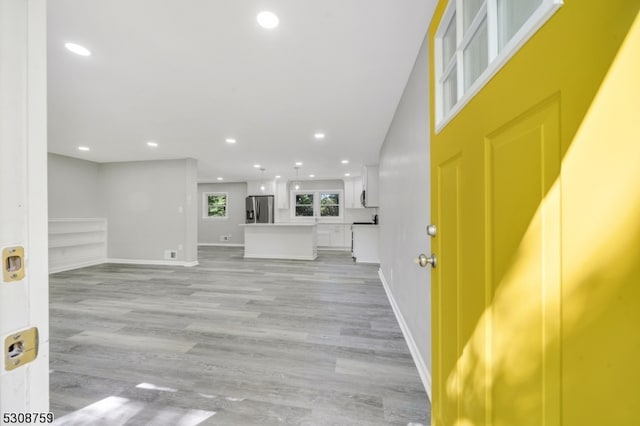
[352,224,380,264]
[239,223,317,260]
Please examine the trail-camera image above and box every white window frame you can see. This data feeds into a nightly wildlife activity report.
[292,191,316,219]
[435,0,563,133]
[290,189,344,221]
[202,192,229,220]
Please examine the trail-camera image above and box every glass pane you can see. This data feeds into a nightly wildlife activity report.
[463,0,484,31]
[208,206,226,217]
[295,206,314,216]
[320,193,339,205]
[320,206,339,217]
[463,17,488,90]
[295,194,313,205]
[208,195,226,206]
[442,12,457,65]
[497,0,542,49]
[443,66,458,114]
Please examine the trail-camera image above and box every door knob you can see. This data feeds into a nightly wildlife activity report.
[417,253,437,268]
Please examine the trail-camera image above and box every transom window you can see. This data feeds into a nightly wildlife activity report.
[435,0,562,131]
[203,192,228,219]
[292,190,342,219]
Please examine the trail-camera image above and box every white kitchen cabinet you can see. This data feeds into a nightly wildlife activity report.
[362,165,379,207]
[276,181,289,209]
[343,177,364,209]
[344,224,352,248]
[317,224,347,248]
[351,224,379,263]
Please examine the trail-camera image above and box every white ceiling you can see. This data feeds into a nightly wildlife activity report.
[48,1,436,183]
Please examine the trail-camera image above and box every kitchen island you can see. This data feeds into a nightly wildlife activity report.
[239,223,317,260]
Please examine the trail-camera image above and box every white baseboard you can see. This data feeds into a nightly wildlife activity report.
[243,254,317,261]
[198,243,244,247]
[106,258,199,267]
[378,268,432,401]
[317,247,350,252]
[49,258,106,274]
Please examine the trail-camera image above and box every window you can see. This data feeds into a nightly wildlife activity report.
[295,193,314,217]
[320,192,340,217]
[292,190,343,219]
[435,0,562,131]
[203,192,228,219]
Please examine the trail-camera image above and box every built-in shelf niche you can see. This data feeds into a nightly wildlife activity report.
[48,218,107,273]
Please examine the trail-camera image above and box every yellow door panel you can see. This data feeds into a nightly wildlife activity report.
[433,153,462,425]
[484,99,561,426]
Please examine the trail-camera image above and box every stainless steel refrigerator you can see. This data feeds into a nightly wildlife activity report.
[245,195,274,223]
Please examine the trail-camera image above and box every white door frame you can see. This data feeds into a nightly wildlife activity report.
[0,0,49,412]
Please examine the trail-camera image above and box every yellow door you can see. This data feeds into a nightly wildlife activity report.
[432,98,561,426]
[429,1,640,425]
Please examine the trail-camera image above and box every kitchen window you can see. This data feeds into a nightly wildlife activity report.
[294,193,315,217]
[320,192,340,217]
[435,0,562,131]
[203,192,228,219]
[292,190,343,219]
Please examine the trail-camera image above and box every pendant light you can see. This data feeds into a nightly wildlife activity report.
[260,168,266,192]
[293,166,301,190]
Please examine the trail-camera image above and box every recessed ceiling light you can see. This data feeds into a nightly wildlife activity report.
[341,160,349,164]
[217,177,224,181]
[314,133,325,139]
[253,164,261,168]
[309,174,315,178]
[275,175,281,179]
[295,161,303,166]
[345,173,351,177]
[78,146,90,151]
[65,42,91,56]
[257,11,279,29]
[147,141,158,148]
[225,138,236,144]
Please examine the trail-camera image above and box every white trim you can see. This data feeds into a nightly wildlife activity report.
[50,257,204,273]
[106,258,199,267]
[243,254,317,261]
[317,247,350,252]
[49,259,106,274]
[378,269,432,401]
[198,243,245,247]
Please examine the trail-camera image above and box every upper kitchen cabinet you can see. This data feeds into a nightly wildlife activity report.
[361,165,379,207]
[247,180,275,196]
[343,177,364,209]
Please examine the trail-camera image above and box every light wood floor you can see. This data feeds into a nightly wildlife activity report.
[49,247,430,425]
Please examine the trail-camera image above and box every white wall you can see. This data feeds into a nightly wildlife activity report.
[184,158,198,262]
[378,32,431,395]
[48,153,104,218]
[198,182,247,245]
[100,159,198,264]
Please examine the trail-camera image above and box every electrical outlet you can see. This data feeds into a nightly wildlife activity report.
[220,235,229,242]
[164,250,178,260]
